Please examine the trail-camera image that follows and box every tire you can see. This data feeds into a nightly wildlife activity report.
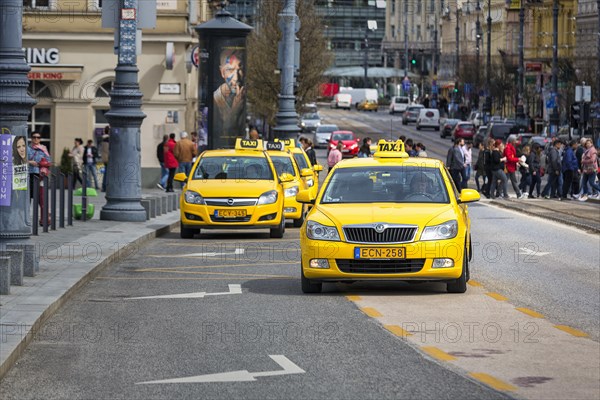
[293,207,305,228]
[180,222,197,239]
[301,264,322,293]
[435,126,440,131]
[270,213,285,238]
[447,248,468,293]
[416,125,421,130]
[440,132,445,138]
[402,121,407,125]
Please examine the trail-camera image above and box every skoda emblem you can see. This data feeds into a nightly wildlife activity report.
[374,224,385,233]
[227,198,234,206]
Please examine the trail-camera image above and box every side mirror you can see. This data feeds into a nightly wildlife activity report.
[174,172,187,182]
[296,189,315,204]
[280,173,294,183]
[313,164,323,172]
[300,168,313,177]
[458,189,480,204]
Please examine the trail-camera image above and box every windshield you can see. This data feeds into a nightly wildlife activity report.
[490,125,513,138]
[317,125,338,133]
[395,98,409,104]
[332,133,354,141]
[293,152,310,169]
[302,113,319,120]
[458,124,474,130]
[270,156,298,177]
[321,167,450,204]
[193,156,274,180]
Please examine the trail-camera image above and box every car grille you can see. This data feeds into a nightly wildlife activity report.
[205,198,257,207]
[209,215,252,223]
[336,259,425,274]
[343,226,417,244]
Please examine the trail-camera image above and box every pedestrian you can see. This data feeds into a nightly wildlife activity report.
[84,139,100,190]
[542,139,563,199]
[303,138,318,166]
[174,131,197,177]
[490,140,509,199]
[517,145,531,195]
[482,138,495,198]
[578,139,600,201]
[504,135,524,198]
[461,141,473,188]
[164,133,179,192]
[446,138,465,189]
[527,143,542,198]
[156,134,168,190]
[357,137,372,158]
[69,138,85,187]
[327,142,343,173]
[28,132,52,225]
[561,140,579,200]
[405,138,417,157]
[415,142,428,157]
[248,127,260,140]
[473,142,486,193]
[101,126,110,192]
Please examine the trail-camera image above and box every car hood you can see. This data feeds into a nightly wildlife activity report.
[302,120,320,126]
[187,179,278,198]
[314,203,455,228]
[330,139,357,147]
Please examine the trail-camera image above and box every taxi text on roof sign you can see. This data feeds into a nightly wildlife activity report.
[235,138,263,150]
[374,139,409,158]
[274,138,295,150]
[265,141,285,151]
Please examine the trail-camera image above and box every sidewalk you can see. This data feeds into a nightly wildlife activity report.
[0,189,181,380]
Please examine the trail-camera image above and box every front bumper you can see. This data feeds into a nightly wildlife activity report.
[180,201,282,229]
[283,196,303,219]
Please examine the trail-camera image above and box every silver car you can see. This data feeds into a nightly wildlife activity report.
[315,124,339,148]
[300,112,321,133]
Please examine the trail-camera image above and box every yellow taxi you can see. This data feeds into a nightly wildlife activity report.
[265,141,308,227]
[357,99,379,112]
[296,139,480,294]
[175,138,292,239]
[277,138,323,200]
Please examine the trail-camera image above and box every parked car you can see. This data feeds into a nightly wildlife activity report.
[389,96,410,114]
[523,135,551,150]
[328,130,360,158]
[468,111,484,128]
[300,112,321,133]
[357,99,379,112]
[330,93,352,110]
[451,122,476,140]
[402,105,424,125]
[484,123,517,143]
[440,118,461,138]
[473,125,488,147]
[315,124,339,148]
[416,108,440,131]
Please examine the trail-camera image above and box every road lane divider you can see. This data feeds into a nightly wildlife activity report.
[515,307,544,319]
[345,295,362,301]
[467,280,483,287]
[554,325,590,338]
[127,284,242,300]
[485,292,508,301]
[360,307,383,318]
[469,373,517,392]
[384,325,413,338]
[421,346,457,362]
[134,261,299,272]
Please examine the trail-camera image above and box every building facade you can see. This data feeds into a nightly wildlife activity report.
[22,0,210,187]
[575,0,599,98]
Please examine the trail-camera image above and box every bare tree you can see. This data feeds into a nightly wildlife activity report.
[246,0,333,128]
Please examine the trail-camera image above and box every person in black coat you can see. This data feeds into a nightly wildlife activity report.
[527,143,542,198]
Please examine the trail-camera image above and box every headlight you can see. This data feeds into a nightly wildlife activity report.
[306,220,340,241]
[258,190,278,205]
[420,220,458,241]
[305,178,314,187]
[184,190,205,205]
[350,143,358,149]
[301,122,306,127]
[284,186,299,197]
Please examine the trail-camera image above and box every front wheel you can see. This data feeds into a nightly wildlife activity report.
[270,214,285,238]
[301,264,322,293]
[447,248,468,293]
[293,208,305,228]
[180,222,198,239]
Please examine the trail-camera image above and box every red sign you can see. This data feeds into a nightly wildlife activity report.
[28,72,62,80]
[525,62,542,72]
[320,83,339,97]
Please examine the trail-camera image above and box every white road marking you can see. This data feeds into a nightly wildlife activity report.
[127,284,242,300]
[519,247,551,257]
[136,355,305,384]
[150,248,245,258]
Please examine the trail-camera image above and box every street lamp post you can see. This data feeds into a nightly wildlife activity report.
[475,0,482,104]
[484,0,492,117]
[0,0,37,243]
[100,0,147,222]
[404,0,409,96]
[516,1,526,122]
[549,0,560,135]
[363,27,369,88]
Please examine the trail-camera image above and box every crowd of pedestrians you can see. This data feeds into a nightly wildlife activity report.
[156,131,200,192]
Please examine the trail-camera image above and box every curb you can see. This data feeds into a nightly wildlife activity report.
[0,220,179,381]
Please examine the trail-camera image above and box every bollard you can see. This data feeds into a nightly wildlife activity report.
[0,250,24,286]
[51,172,57,230]
[68,173,73,226]
[6,243,38,276]
[32,175,39,236]
[42,175,49,233]
[0,257,10,295]
[59,172,65,228]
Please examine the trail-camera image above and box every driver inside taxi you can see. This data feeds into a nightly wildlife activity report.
[406,172,432,197]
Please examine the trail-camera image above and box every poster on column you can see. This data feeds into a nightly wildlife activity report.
[0,132,28,207]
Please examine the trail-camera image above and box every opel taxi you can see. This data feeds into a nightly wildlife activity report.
[175,138,291,239]
[277,138,323,200]
[296,139,480,294]
[265,141,308,227]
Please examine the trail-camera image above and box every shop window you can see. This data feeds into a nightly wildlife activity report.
[95,109,109,125]
[95,81,113,98]
[27,107,52,146]
[27,80,53,99]
[88,0,102,10]
[23,0,55,9]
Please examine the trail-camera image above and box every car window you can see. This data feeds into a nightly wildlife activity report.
[193,156,274,180]
[271,156,298,177]
[302,113,319,120]
[293,152,310,169]
[459,124,474,129]
[395,97,409,104]
[316,125,338,133]
[332,133,354,141]
[321,167,450,204]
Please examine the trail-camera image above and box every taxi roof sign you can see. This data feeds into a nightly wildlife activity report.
[274,138,295,150]
[235,138,264,151]
[265,141,285,151]
[374,139,409,158]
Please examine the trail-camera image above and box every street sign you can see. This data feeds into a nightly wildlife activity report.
[546,98,555,109]
[402,77,411,92]
[575,85,592,102]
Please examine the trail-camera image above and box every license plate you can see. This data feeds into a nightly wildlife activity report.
[215,209,247,218]
[354,247,405,259]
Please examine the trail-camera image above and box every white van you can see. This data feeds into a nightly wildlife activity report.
[416,108,440,131]
[338,88,378,109]
[330,93,352,110]
[389,96,410,114]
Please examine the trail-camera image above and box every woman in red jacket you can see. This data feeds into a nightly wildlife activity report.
[503,135,525,198]
[164,133,179,192]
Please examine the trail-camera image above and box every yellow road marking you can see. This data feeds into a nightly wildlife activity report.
[384,324,413,337]
[467,280,482,287]
[516,307,544,319]
[135,261,299,272]
[164,239,300,246]
[97,276,293,281]
[133,269,293,278]
[345,295,362,301]
[361,307,383,318]
[554,325,589,338]
[486,292,508,301]
[421,346,457,362]
[469,373,516,392]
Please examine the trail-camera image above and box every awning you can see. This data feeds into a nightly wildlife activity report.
[324,66,419,79]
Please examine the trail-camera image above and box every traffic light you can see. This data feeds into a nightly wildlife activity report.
[570,103,581,128]
[411,57,417,66]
